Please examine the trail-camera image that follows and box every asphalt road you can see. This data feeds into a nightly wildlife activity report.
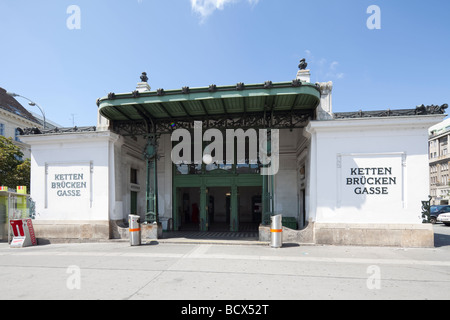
[0,225,449,301]
[434,223,450,248]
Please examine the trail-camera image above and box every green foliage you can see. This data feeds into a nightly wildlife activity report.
[0,136,30,191]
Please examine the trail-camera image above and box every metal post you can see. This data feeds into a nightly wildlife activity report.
[129,215,141,246]
[270,214,283,248]
[200,185,208,231]
[145,134,159,224]
[262,129,273,226]
[172,183,179,231]
[231,185,239,232]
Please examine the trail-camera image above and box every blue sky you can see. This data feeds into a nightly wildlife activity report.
[0,0,449,127]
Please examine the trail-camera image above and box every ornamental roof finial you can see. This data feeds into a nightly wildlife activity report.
[299,58,308,70]
[140,72,148,83]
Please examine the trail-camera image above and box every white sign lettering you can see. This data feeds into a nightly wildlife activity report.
[51,173,87,197]
[46,164,91,209]
[337,153,405,210]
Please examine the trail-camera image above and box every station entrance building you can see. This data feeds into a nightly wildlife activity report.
[21,65,447,247]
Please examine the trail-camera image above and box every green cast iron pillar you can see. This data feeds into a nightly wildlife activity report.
[200,185,208,231]
[262,129,274,226]
[231,185,239,232]
[145,134,159,224]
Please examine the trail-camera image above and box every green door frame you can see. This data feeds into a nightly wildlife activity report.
[173,172,262,232]
[130,191,138,215]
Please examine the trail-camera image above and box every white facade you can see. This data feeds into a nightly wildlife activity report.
[21,131,121,239]
[305,116,440,225]
[302,115,444,247]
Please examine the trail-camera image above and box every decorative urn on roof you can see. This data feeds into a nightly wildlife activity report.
[298,58,308,70]
[296,59,310,83]
[140,72,149,83]
[136,72,151,93]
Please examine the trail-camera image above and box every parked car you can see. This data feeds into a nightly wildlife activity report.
[437,213,450,226]
[430,205,450,224]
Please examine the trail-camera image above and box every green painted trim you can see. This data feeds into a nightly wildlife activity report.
[173,174,263,189]
[98,82,320,122]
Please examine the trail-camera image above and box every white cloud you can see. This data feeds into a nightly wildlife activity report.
[330,61,339,71]
[304,50,345,81]
[191,0,259,22]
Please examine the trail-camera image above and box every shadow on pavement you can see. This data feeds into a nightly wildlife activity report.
[434,224,450,248]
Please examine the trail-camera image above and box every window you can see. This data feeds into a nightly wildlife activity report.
[130,168,138,184]
[15,128,21,142]
[0,123,4,136]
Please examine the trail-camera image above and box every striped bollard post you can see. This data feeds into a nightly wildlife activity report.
[270,215,283,248]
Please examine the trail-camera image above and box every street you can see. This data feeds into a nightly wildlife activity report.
[0,225,449,301]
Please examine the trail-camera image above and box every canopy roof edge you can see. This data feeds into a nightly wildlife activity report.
[97,81,322,126]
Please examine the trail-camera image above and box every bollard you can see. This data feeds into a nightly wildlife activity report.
[270,215,283,248]
[129,215,141,246]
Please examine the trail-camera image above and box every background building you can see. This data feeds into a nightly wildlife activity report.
[0,87,61,160]
[0,87,43,158]
[429,118,450,205]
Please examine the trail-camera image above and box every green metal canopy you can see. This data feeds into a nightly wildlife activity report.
[97,79,321,229]
[97,81,321,134]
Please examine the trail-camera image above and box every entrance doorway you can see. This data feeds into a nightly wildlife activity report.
[207,187,230,231]
[237,186,262,231]
[175,186,262,232]
[177,187,200,231]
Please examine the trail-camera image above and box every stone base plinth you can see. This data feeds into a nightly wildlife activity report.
[141,222,163,240]
[314,223,434,248]
[32,220,110,243]
[259,222,434,248]
[259,222,315,244]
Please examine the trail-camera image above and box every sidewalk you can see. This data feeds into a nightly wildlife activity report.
[0,236,449,300]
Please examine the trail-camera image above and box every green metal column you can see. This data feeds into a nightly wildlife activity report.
[172,184,179,231]
[261,129,273,225]
[262,176,271,225]
[145,134,158,223]
[200,185,208,231]
[231,185,239,232]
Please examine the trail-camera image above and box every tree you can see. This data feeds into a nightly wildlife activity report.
[0,136,30,191]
